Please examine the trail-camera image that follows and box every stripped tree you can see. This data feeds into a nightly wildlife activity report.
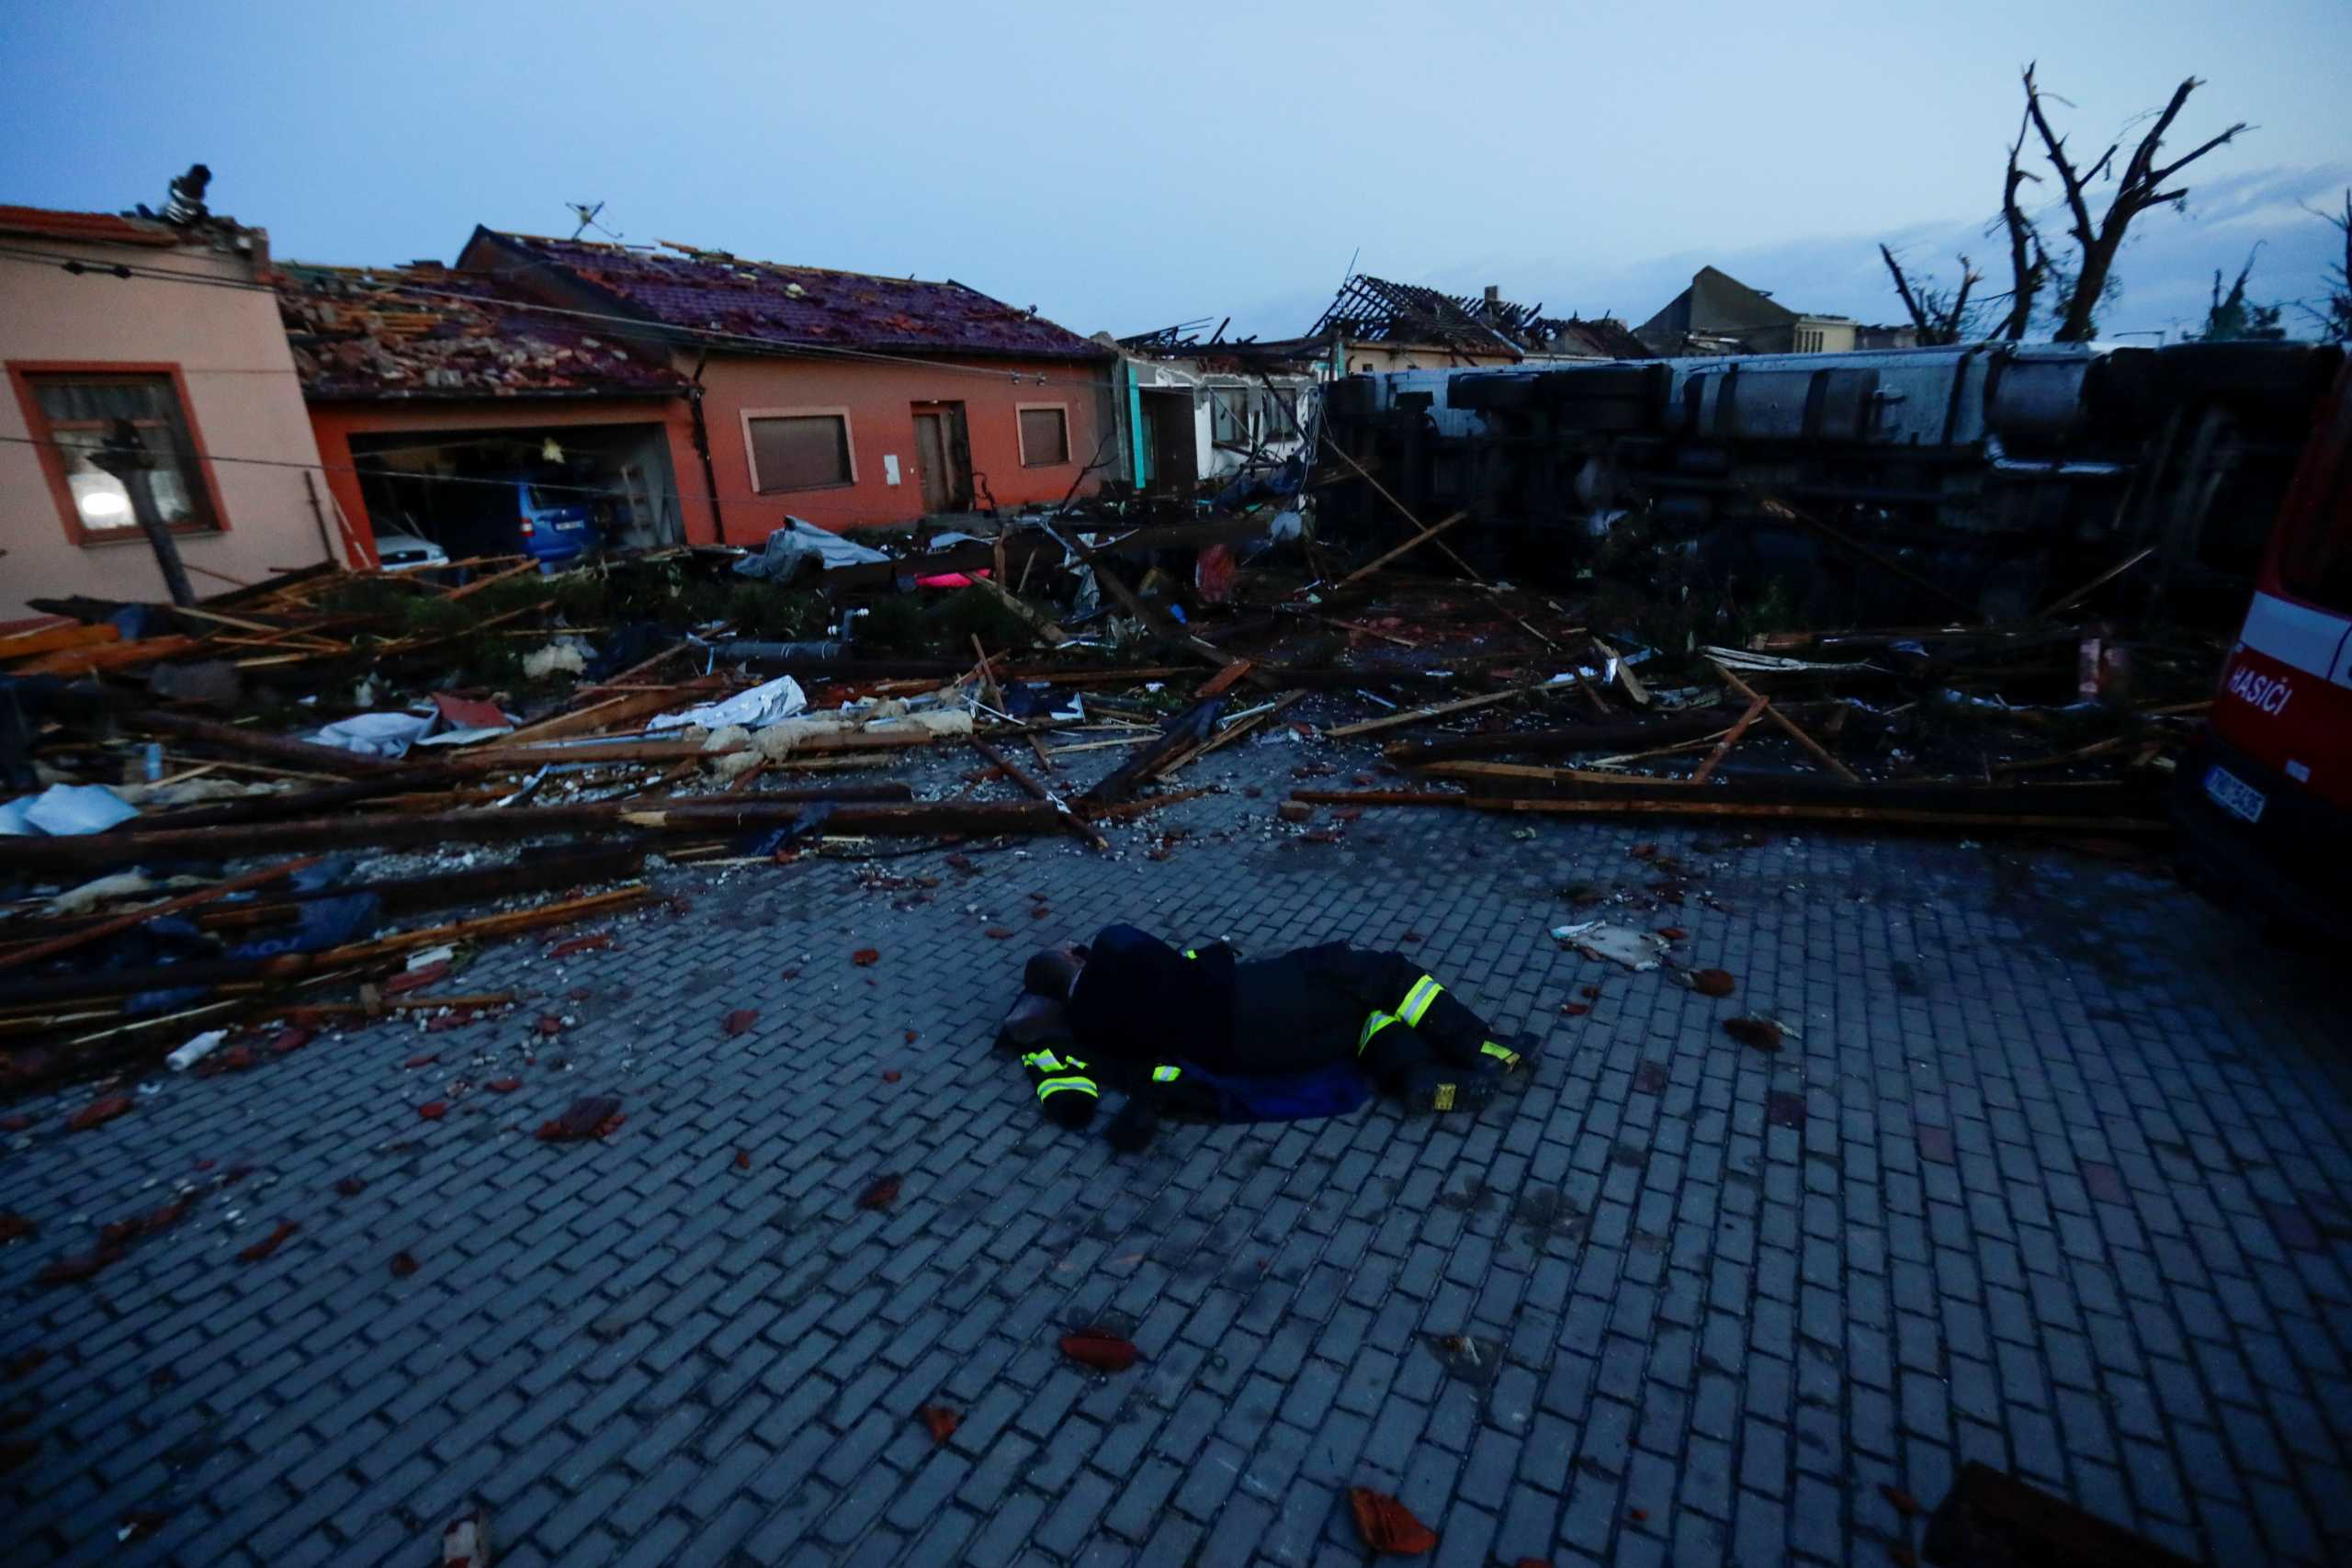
[2022,64,2248,341]
[1880,66,2245,343]
[1877,244,1983,345]
[2304,188,2352,341]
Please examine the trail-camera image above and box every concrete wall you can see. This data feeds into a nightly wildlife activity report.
[1,238,339,623]
[692,353,1114,541]
[307,397,710,565]
[1121,357,1317,482]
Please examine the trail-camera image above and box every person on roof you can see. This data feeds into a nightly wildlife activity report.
[996,924,1536,1152]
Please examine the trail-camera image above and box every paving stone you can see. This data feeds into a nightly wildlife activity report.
[0,757,2342,1568]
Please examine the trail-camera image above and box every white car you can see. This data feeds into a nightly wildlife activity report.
[374,531,450,572]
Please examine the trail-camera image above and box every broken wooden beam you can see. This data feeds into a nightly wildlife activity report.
[1332,512,1469,590]
[130,709,403,777]
[971,737,1108,852]
[1322,679,1557,739]
[1385,707,1752,764]
[1709,662,1860,784]
[0,855,323,974]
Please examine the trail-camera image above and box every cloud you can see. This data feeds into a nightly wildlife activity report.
[1225,162,2351,343]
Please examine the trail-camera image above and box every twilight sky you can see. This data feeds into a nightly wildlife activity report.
[3,0,2345,343]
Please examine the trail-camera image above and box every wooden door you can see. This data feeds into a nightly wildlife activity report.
[911,412,954,513]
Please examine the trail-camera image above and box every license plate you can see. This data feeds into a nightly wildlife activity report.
[2204,764,2266,824]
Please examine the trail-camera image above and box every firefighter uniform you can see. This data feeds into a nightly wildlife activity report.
[1008,924,1528,1147]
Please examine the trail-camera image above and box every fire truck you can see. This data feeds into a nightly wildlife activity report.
[2174,356,2352,938]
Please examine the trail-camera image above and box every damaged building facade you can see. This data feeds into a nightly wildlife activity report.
[0,202,345,624]
[278,262,705,569]
[454,231,1119,540]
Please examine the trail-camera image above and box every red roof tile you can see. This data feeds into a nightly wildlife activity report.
[275,263,687,400]
[474,231,1110,363]
[0,205,184,248]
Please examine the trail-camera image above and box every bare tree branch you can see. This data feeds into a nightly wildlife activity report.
[1880,243,1929,333]
[1997,96,2046,341]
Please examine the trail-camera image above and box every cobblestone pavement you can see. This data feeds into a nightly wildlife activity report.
[4,735,2349,1568]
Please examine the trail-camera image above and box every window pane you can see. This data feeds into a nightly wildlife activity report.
[1020,407,1069,466]
[34,378,173,425]
[748,415,851,491]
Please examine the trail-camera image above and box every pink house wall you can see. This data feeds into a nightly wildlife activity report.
[693,353,1113,543]
[0,237,344,623]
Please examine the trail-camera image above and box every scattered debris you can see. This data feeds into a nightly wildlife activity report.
[1550,921,1669,971]
[1349,1485,1440,1556]
[535,1097,623,1142]
[1058,1329,1140,1371]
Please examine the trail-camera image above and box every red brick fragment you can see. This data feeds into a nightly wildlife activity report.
[918,1404,960,1444]
[385,963,449,996]
[1560,1003,1590,1017]
[1656,926,1688,941]
[37,1247,120,1286]
[1723,1018,1782,1052]
[403,1054,438,1069]
[882,1070,901,1084]
[722,1010,758,1037]
[417,1101,448,1121]
[1059,1329,1140,1372]
[852,948,880,966]
[269,1027,313,1055]
[238,1222,296,1262]
[197,1044,255,1077]
[734,1149,751,1170]
[856,1175,901,1212]
[548,932,614,959]
[1580,985,1601,1000]
[66,1095,132,1133]
[335,1177,367,1198]
[537,1096,623,1142]
[485,1078,523,1093]
[390,1251,419,1279]
[984,927,1015,939]
[1348,1485,1438,1554]
[535,1015,563,1037]
[1690,968,1736,998]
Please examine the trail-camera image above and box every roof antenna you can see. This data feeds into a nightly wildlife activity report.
[566,201,622,242]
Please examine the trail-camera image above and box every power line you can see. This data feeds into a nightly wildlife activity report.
[0,243,1125,396]
[0,430,706,507]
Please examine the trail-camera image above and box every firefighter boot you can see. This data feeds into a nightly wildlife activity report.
[1402,1064,1495,1116]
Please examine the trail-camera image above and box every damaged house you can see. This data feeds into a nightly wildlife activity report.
[1308,274,1650,374]
[1104,323,1320,495]
[453,231,1119,539]
[1,196,345,624]
[1634,265,1859,356]
[277,262,704,568]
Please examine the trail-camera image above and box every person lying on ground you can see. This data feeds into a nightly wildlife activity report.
[996,923,1539,1152]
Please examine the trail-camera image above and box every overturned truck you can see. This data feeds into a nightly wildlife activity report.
[1321,340,2345,622]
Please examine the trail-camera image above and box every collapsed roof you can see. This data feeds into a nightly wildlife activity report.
[1306,274,1651,360]
[464,230,1112,363]
[273,263,688,400]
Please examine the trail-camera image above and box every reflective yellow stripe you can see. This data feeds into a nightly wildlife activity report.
[1183,949,1198,960]
[1479,1041,1520,1067]
[1037,1075,1098,1100]
[1398,976,1443,1027]
[1022,1050,1065,1073]
[1151,1066,1182,1083]
[1359,1010,1401,1052]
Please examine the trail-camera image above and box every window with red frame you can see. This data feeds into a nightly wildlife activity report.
[23,373,218,541]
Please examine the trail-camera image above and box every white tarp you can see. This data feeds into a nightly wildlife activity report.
[649,675,808,733]
[733,518,891,581]
[0,783,141,836]
[306,711,436,760]
[1550,920,1669,971]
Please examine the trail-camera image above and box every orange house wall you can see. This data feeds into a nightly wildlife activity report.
[694,354,1113,542]
[307,398,711,566]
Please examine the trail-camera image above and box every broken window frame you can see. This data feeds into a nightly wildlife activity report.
[1015,402,1071,468]
[742,408,856,493]
[10,365,224,547]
